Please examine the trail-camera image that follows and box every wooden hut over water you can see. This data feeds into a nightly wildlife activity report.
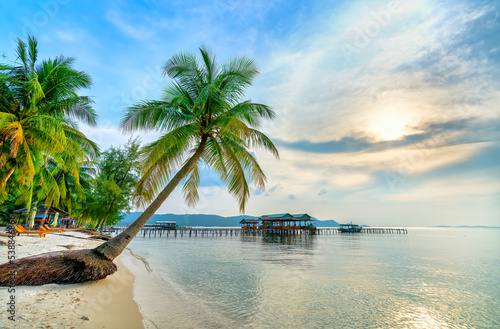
[240,213,316,231]
[240,219,259,229]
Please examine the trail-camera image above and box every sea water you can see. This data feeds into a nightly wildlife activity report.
[124,228,500,328]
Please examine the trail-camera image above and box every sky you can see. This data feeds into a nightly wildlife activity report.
[1,0,499,226]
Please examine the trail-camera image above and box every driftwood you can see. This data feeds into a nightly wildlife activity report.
[57,244,76,250]
[88,235,113,241]
[81,229,100,235]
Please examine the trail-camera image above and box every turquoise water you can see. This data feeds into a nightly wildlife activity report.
[126,228,500,328]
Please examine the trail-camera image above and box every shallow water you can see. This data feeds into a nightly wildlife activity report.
[127,228,500,328]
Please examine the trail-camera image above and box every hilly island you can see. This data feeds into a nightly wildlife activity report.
[120,212,344,228]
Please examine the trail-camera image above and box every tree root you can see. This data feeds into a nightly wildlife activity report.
[0,248,117,286]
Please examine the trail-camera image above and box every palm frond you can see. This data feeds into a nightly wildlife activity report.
[247,128,279,159]
[134,124,198,207]
[62,124,100,160]
[215,55,259,104]
[199,45,220,84]
[217,101,275,128]
[182,161,200,207]
[203,137,228,180]
[217,135,251,213]
[121,100,192,133]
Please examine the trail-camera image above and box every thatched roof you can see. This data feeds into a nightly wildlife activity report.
[260,213,294,219]
[13,205,69,216]
[292,214,313,220]
[259,213,314,221]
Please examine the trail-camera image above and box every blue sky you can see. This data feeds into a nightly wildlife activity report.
[1,0,499,226]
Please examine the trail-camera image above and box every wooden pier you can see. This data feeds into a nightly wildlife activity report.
[111,226,408,237]
[315,227,408,235]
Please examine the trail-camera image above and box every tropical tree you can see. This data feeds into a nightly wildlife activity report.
[0,45,278,286]
[91,137,141,231]
[0,35,98,209]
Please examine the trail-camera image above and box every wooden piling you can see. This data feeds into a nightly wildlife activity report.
[112,225,408,239]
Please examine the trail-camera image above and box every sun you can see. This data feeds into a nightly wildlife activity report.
[370,111,409,141]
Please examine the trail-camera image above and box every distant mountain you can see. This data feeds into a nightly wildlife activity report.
[120,212,258,227]
[120,212,344,227]
[315,219,340,227]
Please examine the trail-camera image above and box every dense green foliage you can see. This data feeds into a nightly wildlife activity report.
[0,36,99,216]
[87,138,141,228]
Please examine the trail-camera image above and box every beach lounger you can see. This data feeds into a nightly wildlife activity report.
[42,225,65,233]
[14,225,48,238]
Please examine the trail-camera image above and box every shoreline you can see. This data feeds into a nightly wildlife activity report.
[0,230,144,328]
[79,255,144,329]
[122,242,239,329]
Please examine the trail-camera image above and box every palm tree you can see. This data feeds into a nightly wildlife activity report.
[20,147,96,223]
[0,35,98,204]
[93,138,142,232]
[0,45,278,286]
[96,45,278,260]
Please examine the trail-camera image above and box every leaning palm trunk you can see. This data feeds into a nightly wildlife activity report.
[96,136,207,260]
[0,167,15,191]
[41,202,51,222]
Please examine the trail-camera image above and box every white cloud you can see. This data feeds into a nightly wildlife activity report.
[382,176,500,203]
[106,10,155,40]
[334,173,373,188]
[79,123,161,151]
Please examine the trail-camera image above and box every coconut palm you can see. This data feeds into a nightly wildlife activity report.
[0,46,279,286]
[20,148,96,222]
[0,35,98,202]
[95,46,279,261]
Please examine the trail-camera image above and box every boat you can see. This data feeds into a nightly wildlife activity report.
[338,222,362,233]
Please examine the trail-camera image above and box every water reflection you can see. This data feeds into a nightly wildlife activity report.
[394,306,453,328]
[262,233,316,248]
[240,234,316,267]
[128,228,500,328]
[338,233,362,246]
[240,232,316,248]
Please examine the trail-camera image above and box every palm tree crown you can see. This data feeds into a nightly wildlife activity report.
[121,45,279,212]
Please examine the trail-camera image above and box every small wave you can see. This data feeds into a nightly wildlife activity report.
[126,247,153,274]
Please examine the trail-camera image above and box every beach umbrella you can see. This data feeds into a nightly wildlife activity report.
[28,208,36,229]
[51,213,59,227]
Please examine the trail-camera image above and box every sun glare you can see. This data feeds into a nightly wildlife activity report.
[371,111,409,141]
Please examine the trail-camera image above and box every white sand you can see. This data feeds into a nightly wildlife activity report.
[0,230,144,328]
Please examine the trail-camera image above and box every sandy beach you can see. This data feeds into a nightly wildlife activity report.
[0,230,144,328]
